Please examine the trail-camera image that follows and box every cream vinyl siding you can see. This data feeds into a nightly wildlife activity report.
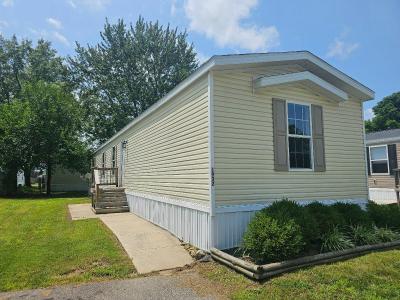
[213,67,368,205]
[96,75,210,203]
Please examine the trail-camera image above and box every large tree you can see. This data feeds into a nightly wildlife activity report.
[22,81,90,195]
[365,92,400,133]
[68,17,198,144]
[0,35,70,186]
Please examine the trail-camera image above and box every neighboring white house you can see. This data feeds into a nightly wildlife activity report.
[94,51,374,250]
[366,128,400,204]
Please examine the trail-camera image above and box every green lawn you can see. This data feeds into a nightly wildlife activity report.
[0,197,135,292]
[198,250,400,300]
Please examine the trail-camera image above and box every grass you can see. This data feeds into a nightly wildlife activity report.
[0,196,135,292]
[197,250,400,300]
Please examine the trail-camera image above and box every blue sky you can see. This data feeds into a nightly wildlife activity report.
[1,0,399,119]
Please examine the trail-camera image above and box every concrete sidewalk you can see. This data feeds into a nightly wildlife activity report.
[68,204,193,274]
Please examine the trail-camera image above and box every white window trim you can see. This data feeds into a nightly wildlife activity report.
[286,100,314,171]
[369,144,390,175]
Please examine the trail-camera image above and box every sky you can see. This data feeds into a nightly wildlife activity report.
[0,0,399,119]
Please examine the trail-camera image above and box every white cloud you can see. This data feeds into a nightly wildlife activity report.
[364,108,375,120]
[327,30,359,59]
[2,0,13,7]
[52,31,70,46]
[66,0,110,10]
[184,0,279,52]
[46,17,62,30]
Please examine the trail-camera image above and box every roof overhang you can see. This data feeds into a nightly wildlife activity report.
[253,71,349,102]
[366,137,400,146]
[94,51,374,154]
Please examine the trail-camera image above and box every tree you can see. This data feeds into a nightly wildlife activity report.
[0,101,31,195]
[68,17,198,145]
[365,92,400,133]
[0,35,69,186]
[21,81,90,195]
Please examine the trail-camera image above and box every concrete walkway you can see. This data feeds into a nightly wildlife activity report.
[0,276,214,300]
[68,204,193,274]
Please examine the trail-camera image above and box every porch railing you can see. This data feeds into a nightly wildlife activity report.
[91,167,119,208]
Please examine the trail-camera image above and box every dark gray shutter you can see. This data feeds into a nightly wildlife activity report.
[388,144,398,175]
[366,147,371,175]
[311,104,326,172]
[273,98,288,171]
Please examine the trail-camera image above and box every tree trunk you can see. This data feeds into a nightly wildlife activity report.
[46,164,52,196]
[4,168,18,196]
[24,167,31,187]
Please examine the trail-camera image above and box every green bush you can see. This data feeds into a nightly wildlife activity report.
[374,227,400,243]
[321,226,354,253]
[262,199,319,245]
[331,202,372,226]
[367,201,400,230]
[348,225,379,246]
[306,202,346,234]
[242,212,304,264]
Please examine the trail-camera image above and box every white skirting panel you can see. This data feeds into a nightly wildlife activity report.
[125,191,211,250]
[369,188,398,204]
[214,198,368,250]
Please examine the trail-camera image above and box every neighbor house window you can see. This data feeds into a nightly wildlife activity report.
[369,145,389,174]
[287,102,312,169]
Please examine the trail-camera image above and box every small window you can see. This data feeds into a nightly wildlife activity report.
[112,146,116,168]
[102,153,105,168]
[369,145,389,174]
[287,102,312,169]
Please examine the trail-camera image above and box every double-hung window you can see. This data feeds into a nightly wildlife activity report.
[287,102,312,169]
[369,145,389,174]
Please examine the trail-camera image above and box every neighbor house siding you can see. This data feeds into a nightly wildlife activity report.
[95,75,210,204]
[213,67,368,206]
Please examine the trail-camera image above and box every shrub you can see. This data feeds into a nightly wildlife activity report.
[321,226,354,253]
[331,202,372,226]
[306,202,346,234]
[374,227,400,242]
[262,199,319,245]
[367,201,400,230]
[348,225,379,246]
[242,212,304,264]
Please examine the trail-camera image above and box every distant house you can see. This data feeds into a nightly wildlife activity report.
[366,129,400,204]
[93,51,374,250]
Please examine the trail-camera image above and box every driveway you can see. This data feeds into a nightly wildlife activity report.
[0,275,215,300]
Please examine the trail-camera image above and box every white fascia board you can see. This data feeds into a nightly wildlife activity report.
[254,71,349,102]
[366,137,400,146]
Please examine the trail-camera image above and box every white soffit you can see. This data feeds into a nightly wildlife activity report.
[254,71,349,102]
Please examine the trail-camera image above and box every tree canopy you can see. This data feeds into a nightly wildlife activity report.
[69,17,198,144]
[365,92,400,133]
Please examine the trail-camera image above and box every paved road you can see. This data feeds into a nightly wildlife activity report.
[0,276,214,300]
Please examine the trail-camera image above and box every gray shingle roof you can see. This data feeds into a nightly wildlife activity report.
[366,128,400,144]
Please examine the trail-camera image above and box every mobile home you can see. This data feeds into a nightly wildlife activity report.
[94,51,374,250]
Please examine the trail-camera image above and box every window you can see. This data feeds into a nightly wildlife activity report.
[287,102,312,169]
[112,146,116,168]
[369,145,389,174]
[102,153,105,168]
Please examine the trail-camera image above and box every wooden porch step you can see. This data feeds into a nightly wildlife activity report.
[95,201,128,208]
[93,207,130,214]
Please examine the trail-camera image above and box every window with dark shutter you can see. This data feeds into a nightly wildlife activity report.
[388,144,398,175]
